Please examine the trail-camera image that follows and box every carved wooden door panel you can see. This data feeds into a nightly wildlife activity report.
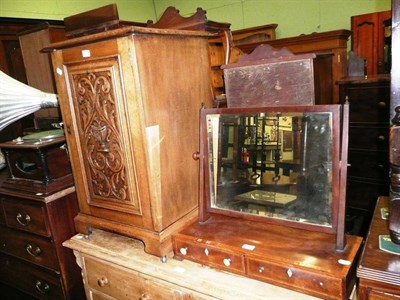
[53,39,153,229]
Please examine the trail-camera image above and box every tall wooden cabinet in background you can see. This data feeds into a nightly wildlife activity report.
[338,75,391,236]
[45,26,213,258]
[351,10,392,76]
[0,18,65,141]
[18,23,66,130]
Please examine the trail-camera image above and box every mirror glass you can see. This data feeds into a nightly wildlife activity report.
[206,109,335,228]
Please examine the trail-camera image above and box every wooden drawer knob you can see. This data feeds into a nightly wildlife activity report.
[35,280,50,294]
[97,276,109,287]
[223,258,231,266]
[16,213,31,226]
[179,247,188,255]
[139,294,150,300]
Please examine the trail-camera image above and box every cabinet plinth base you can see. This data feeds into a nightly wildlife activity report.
[1,174,73,195]
[74,208,198,258]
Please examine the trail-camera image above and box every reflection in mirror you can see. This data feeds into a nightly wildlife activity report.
[206,111,333,227]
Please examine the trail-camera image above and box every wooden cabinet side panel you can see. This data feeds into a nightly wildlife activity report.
[19,28,56,93]
[130,35,213,230]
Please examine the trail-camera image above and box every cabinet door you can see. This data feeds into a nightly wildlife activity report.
[351,10,391,75]
[52,39,152,229]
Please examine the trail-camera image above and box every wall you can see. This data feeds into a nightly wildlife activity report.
[0,0,156,23]
[153,0,391,38]
[0,0,391,38]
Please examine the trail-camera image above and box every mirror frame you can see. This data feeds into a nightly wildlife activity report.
[198,104,349,250]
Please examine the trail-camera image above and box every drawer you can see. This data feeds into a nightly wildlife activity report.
[247,257,343,299]
[348,126,389,151]
[367,288,400,300]
[346,178,389,213]
[84,256,190,300]
[174,239,245,275]
[90,289,117,300]
[345,85,390,124]
[0,253,64,299]
[0,200,5,225]
[347,150,389,180]
[0,226,59,270]
[1,197,50,236]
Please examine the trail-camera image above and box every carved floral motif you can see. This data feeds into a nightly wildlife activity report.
[73,71,128,201]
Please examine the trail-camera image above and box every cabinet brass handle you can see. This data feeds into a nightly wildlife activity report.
[26,244,41,257]
[16,213,31,226]
[192,151,200,160]
[97,276,109,287]
[258,265,265,273]
[35,280,50,294]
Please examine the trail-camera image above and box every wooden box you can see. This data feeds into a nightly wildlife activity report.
[222,45,315,107]
[0,132,73,194]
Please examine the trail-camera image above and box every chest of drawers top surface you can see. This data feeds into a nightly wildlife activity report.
[64,229,319,300]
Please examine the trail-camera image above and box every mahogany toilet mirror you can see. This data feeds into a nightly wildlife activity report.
[197,104,349,251]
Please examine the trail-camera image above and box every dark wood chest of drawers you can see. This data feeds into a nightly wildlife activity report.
[338,75,390,235]
[0,172,84,299]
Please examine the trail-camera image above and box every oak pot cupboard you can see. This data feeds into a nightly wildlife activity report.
[45,26,214,258]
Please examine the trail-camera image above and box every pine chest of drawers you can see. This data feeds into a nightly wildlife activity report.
[0,176,84,299]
